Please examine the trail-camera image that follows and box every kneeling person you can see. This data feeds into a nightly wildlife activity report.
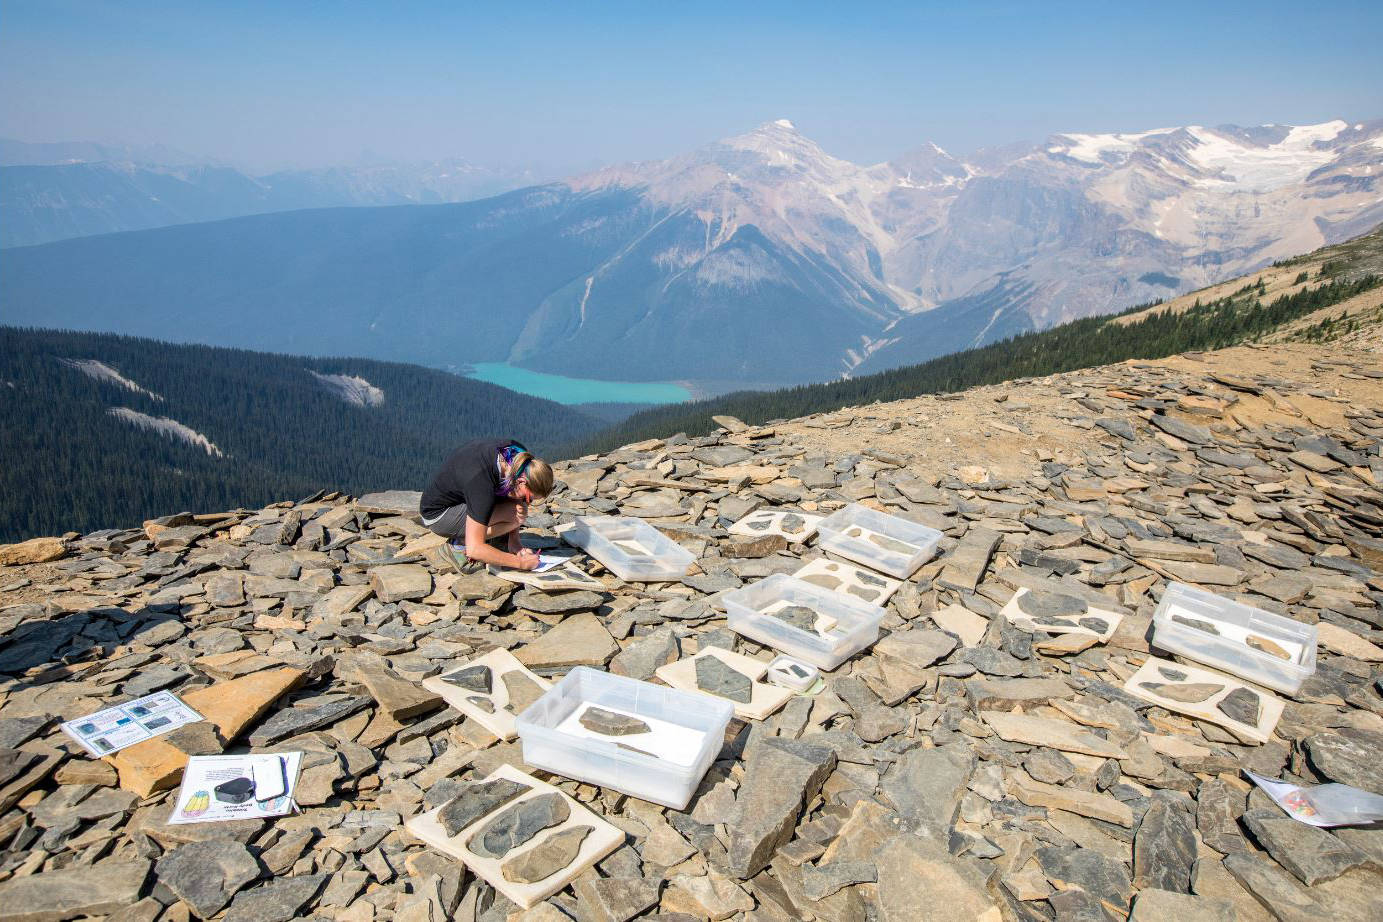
[420,438,554,572]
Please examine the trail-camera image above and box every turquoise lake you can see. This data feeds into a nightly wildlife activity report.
[465,362,691,405]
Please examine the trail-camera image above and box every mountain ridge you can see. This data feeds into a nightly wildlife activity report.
[2,116,1381,385]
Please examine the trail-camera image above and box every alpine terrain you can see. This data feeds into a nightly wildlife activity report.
[2,118,1381,387]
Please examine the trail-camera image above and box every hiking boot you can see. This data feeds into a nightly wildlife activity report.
[443,540,482,575]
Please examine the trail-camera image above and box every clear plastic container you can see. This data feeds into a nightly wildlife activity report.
[816,504,942,578]
[564,516,695,582]
[514,667,733,809]
[1152,581,1317,695]
[723,573,886,669]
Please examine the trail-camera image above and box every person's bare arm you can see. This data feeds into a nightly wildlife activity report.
[463,517,537,569]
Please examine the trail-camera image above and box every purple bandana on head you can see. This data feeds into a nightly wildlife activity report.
[496,443,529,497]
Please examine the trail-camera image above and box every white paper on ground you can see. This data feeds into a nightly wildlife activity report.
[60,690,203,757]
[168,752,303,824]
[1246,771,1383,827]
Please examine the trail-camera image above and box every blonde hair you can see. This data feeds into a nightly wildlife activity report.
[504,451,554,499]
[523,457,554,498]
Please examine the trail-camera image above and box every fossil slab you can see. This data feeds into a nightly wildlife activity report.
[440,664,492,695]
[1124,656,1283,743]
[695,654,753,703]
[656,648,794,721]
[578,706,651,737]
[1137,681,1224,703]
[501,671,545,715]
[1245,635,1290,660]
[1017,591,1088,618]
[729,509,823,541]
[767,605,819,634]
[793,557,902,605]
[1217,687,1261,725]
[439,778,530,837]
[423,649,551,741]
[1171,614,1221,635]
[1002,588,1123,642]
[405,765,623,910]
[469,792,570,860]
[501,824,593,884]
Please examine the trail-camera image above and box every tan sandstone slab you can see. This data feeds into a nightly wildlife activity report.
[929,603,989,647]
[1007,769,1134,827]
[980,710,1128,759]
[515,613,618,669]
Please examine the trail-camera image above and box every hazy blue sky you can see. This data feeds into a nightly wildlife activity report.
[2,0,1380,173]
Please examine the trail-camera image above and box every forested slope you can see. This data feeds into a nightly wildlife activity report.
[0,328,600,540]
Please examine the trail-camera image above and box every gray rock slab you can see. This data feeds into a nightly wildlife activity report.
[937,527,1001,592]
[1304,729,1383,795]
[1133,790,1197,893]
[880,742,975,843]
[728,737,836,879]
[247,695,370,747]
[155,840,261,919]
[1242,809,1371,886]
[574,876,663,922]
[223,873,329,922]
[1130,890,1234,922]
[0,858,150,922]
[513,588,606,614]
[876,835,999,922]
[609,627,679,681]
[1036,846,1132,915]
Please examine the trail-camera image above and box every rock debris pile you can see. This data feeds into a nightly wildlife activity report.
[1,344,1382,921]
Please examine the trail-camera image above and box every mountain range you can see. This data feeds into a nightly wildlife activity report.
[0,140,547,248]
[3,117,1381,386]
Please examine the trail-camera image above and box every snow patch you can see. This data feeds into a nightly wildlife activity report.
[309,371,385,407]
[1048,129,1167,164]
[108,408,223,457]
[59,358,163,401]
[1185,120,1347,190]
[774,119,795,129]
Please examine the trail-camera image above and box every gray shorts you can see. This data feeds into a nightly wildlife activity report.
[420,503,469,539]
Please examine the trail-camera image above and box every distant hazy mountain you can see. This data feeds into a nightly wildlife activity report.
[0,140,545,247]
[3,118,1381,384]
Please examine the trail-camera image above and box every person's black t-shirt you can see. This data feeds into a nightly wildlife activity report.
[419,438,517,525]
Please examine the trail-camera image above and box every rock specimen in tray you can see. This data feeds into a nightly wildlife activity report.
[1017,591,1088,618]
[1138,681,1224,703]
[441,664,492,695]
[1158,667,1188,681]
[439,778,530,837]
[1171,614,1220,635]
[469,792,570,859]
[578,706,651,737]
[502,671,545,714]
[1216,687,1261,725]
[695,655,753,703]
[467,695,495,714]
[779,513,808,535]
[1078,616,1110,634]
[768,605,819,633]
[501,825,593,884]
[1245,635,1290,660]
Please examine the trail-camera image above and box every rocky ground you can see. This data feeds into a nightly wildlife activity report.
[2,342,1382,922]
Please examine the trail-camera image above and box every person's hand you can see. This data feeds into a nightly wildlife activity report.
[516,549,540,571]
